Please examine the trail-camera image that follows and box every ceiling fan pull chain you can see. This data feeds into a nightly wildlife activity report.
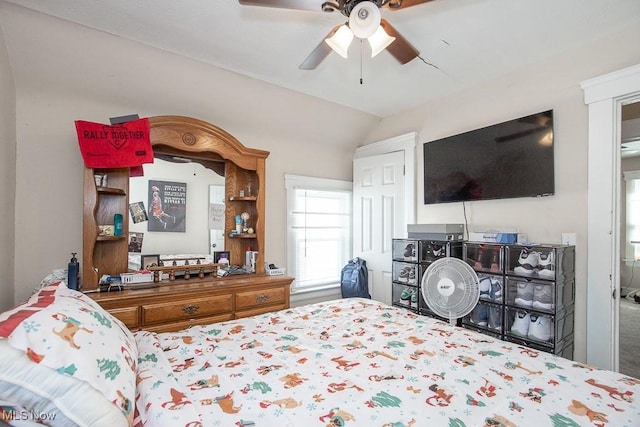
[359,39,363,84]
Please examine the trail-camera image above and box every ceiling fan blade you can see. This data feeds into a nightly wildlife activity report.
[380,19,419,64]
[382,0,435,10]
[298,25,340,70]
[238,0,322,12]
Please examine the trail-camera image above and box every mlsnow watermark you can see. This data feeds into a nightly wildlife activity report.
[2,409,57,422]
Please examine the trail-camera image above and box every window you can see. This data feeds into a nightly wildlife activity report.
[285,174,352,293]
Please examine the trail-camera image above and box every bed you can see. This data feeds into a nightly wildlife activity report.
[1,282,639,426]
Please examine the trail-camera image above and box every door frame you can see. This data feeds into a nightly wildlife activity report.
[354,132,417,231]
[582,63,640,370]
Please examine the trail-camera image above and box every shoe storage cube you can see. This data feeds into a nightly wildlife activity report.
[393,239,422,262]
[506,244,575,280]
[478,273,504,303]
[463,300,502,332]
[505,277,574,314]
[392,282,419,311]
[463,242,504,274]
[392,261,419,285]
[504,308,574,355]
[392,239,462,264]
[505,307,555,345]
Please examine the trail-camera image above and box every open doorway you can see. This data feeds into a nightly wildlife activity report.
[619,101,640,378]
[583,64,640,371]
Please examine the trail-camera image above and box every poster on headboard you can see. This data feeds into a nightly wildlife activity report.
[148,180,187,232]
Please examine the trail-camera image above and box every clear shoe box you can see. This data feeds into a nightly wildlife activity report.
[462,300,503,333]
[505,307,555,345]
[392,261,420,285]
[393,239,462,264]
[505,277,575,314]
[505,244,575,280]
[392,282,419,311]
[504,307,574,349]
[463,242,504,274]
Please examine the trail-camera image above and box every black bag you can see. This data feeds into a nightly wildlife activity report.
[340,257,371,299]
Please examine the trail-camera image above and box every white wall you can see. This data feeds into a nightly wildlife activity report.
[364,24,640,362]
[0,4,379,303]
[0,18,15,311]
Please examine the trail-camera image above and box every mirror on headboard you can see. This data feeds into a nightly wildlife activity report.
[128,157,225,257]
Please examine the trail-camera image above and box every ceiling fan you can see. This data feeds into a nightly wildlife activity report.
[238,0,434,70]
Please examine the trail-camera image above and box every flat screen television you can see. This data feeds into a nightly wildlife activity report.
[423,110,554,204]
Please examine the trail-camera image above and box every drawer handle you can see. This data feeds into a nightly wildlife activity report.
[182,304,200,315]
[255,294,269,303]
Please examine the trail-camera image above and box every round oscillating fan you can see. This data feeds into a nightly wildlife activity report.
[421,258,480,325]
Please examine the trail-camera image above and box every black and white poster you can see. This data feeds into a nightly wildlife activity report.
[147,180,187,232]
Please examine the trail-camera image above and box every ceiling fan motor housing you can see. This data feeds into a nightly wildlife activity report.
[349,2,381,38]
[322,1,387,16]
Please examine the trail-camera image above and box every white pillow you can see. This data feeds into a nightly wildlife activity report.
[0,282,136,426]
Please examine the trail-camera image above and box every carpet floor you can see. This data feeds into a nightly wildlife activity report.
[619,298,640,379]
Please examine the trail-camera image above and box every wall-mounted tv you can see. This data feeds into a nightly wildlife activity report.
[423,110,554,205]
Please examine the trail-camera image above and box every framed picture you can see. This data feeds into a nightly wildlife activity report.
[141,254,160,270]
[128,232,144,253]
[214,251,230,264]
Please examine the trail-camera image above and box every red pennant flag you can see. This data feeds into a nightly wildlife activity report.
[75,118,154,168]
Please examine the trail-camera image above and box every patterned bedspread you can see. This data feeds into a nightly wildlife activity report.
[133,298,640,426]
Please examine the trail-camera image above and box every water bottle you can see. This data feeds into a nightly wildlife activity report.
[68,252,79,290]
[114,213,123,236]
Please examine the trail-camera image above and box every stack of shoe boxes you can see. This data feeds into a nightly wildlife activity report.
[391,239,462,321]
[463,242,575,358]
[462,244,505,339]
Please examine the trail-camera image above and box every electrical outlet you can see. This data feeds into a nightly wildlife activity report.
[561,233,576,246]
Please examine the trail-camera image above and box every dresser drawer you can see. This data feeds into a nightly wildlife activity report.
[108,307,139,329]
[236,303,288,320]
[144,313,234,333]
[235,286,286,311]
[142,294,233,325]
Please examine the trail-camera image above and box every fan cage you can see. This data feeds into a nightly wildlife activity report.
[421,258,480,321]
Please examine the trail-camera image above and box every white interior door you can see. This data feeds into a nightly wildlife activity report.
[353,151,406,304]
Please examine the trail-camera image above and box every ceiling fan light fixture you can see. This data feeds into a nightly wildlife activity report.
[349,1,381,39]
[325,24,354,58]
[368,25,396,57]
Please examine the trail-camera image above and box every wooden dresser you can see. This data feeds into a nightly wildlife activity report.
[89,275,293,333]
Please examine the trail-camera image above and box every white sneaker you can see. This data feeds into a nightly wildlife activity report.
[479,276,491,300]
[514,282,534,308]
[510,311,530,337]
[490,278,503,302]
[471,304,489,326]
[398,267,410,282]
[532,284,554,310]
[528,314,552,342]
[537,251,555,279]
[514,250,539,276]
[488,305,502,330]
